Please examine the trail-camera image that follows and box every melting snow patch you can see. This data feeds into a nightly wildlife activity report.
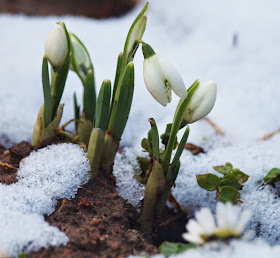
[0,143,90,257]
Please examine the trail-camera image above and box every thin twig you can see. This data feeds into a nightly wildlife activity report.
[204,117,226,136]
[58,199,67,213]
[0,162,17,170]
[58,118,78,130]
[159,212,185,227]
[258,128,280,141]
[169,193,184,213]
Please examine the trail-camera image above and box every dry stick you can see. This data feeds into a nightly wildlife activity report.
[159,212,185,227]
[58,118,78,131]
[0,162,17,170]
[169,193,184,214]
[204,117,226,136]
[258,128,280,141]
[58,199,67,213]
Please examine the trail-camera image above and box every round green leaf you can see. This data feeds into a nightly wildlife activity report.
[232,169,249,184]
[196,173,221,191]
[219,186,240,204]
[221,179,242,190]
[264,168,280,184]
[213,162,233,175]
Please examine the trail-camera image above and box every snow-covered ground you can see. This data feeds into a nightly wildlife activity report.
[1,0,280,257]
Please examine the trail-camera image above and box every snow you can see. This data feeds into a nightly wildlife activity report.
[1,0,280,256]
[0,144,90,257]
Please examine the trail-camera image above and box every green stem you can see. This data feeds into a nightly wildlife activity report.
[161,80,199,173]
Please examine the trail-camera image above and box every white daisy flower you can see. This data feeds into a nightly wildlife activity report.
[182,202,252,245]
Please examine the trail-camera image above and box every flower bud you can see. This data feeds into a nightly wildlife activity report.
[142,44,187,106]
[126,15,147,61]
[70,33,91,76]
[44,22,69,68]
[183,80,217,124]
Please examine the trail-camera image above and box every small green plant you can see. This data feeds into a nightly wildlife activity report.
[31,21,71,147]
[138,79,217,232]
[87,2,148,176]
[263,168,280,185]
[196,162,249,204]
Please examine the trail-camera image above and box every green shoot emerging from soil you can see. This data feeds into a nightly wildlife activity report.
[137,80,217,232]
[31,21,71,147]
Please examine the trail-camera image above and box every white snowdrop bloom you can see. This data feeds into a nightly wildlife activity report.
[183,80,217,124]
[182,202,252,245]
[44,22,69,68]
[142,43,188,106]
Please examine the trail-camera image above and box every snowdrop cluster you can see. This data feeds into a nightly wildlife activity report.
[183,202,252,245]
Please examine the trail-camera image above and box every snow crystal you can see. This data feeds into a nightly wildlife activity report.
[0,144,90,257]
[113,147,145,210]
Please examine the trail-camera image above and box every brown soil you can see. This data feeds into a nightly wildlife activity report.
[0,141,189,258]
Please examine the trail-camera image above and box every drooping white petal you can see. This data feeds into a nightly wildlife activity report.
[235,209,252,233]
[44,24,68,68]
[157,55,188,100]
[143,57,168,106]
[195,207,216,234]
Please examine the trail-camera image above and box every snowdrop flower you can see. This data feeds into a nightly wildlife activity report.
[142,43,188,106]
[182,202,252,245]
[183,80,217,124]
[44,22,69,68]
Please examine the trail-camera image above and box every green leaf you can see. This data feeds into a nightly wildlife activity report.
[95,80,111,131]
[264,168,280,184]
[213,162,233,175]
[160,123,172,146]
[50,55,70,120]
[42,56,52,128]
[141,138,151,152]
[221,178,243,190]
[148,118,160,161]
[219,186,240,204]
[161,80,199,174]
[232,169,249,184]
[87,128,105,177]
[73,92,80,132]
[196,173,220,191]
[159,242,196,257]
[108,62,134,141]
[169,126,189,172]
[83,70,96,122]
[111,52,123,116]
[122,2,148,67]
